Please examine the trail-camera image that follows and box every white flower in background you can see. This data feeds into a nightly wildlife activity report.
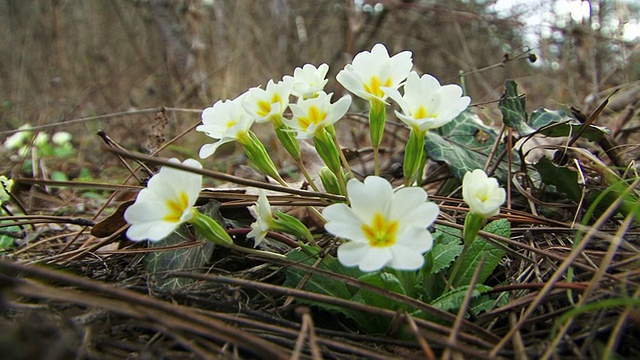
[284,63,330,99]
[33,132,49,147]
[247,190,275,247]
[384,72,471,133]
[3,124,32,150]
[336,43,413,103]
[323,176,439,272]
[124,158,202,241]
[284,92,351,139]
[197,95,255,159]
[462,169,506,218]
[52,131,73,146]
[242,79,292,124]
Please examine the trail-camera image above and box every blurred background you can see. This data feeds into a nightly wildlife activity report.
[0,0,638,179]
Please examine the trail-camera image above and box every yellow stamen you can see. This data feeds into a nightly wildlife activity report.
[361,212,399,247]
[364,76,393,98]
[163,191,189,222]
[297,105,327,130]
[414,106,436,119]
[257,100,272,117]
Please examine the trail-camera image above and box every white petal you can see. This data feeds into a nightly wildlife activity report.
[348,176,392,221]
[356,247,393,272]
[337,241,369,267]
[386,244,426,270]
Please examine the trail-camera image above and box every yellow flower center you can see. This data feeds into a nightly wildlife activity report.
[226,120,238,129]
[414,106,436,119]
[364,76,393,98]
[163,191,190,222]
[257,100,272,117]
[361,212,399,247]
[297,105,327,130]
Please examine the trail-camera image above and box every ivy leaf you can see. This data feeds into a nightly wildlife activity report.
[425,110,517,180]
[529,108,610,141]
[430,284,492,312]
[144,202,220,292]
[499,80,534,135]
[451,219,510,288]
[534,157,582,202]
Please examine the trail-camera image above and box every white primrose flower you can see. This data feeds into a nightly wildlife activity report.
[34,132,49,147]
[336,43,413,103]
[323,176,439,272]
[242,79,293,124]
[462,169,506,218]
[197,95,255,159]
[284,63,330,99]
[4,124,32,150]
[247,190,274,247]
[384,72,471,133]
[52,131,73,146]
[283,91,352,140]
[124,158,202,241]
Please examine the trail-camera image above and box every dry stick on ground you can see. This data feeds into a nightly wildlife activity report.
[540,187,639,360]
[488,180,637,358]
[442,253,488,360]
[0,259,290,359]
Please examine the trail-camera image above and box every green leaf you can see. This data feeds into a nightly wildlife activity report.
[470,292,509,314]
[499,80,534,135]
[534,157,582,202]
[430,284,492,312]
[425,110,518,180]
[284,247,355,301]
[357,272,407,311]
[430,229,464,275]
[529,107,609,141]
[144,202,220,292]
[452,219,510,287]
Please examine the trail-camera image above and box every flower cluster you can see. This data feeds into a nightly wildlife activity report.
[121,43,480,275]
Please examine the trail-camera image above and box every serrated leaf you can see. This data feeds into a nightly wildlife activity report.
[430,284,492,312]
[430,230,464,274]
[534,157,582,202]
[144,202,221,292]
[499,80,534,135]
[452,219,509,287]
[284,247,355,301]
[530,107,609,141]
[470,292,509,314]
[357,272,407,311]
[425,110,518,180]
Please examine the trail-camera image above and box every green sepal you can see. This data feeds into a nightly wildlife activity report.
[241,131,281,180]
[273,210,314,242]
[275,124,301,160]
[319,166,343,196]
[403,130,426,185]
[368,100,386,148]
[463,212,485,246]
[188,208,233,247]
[313,129,341,174]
